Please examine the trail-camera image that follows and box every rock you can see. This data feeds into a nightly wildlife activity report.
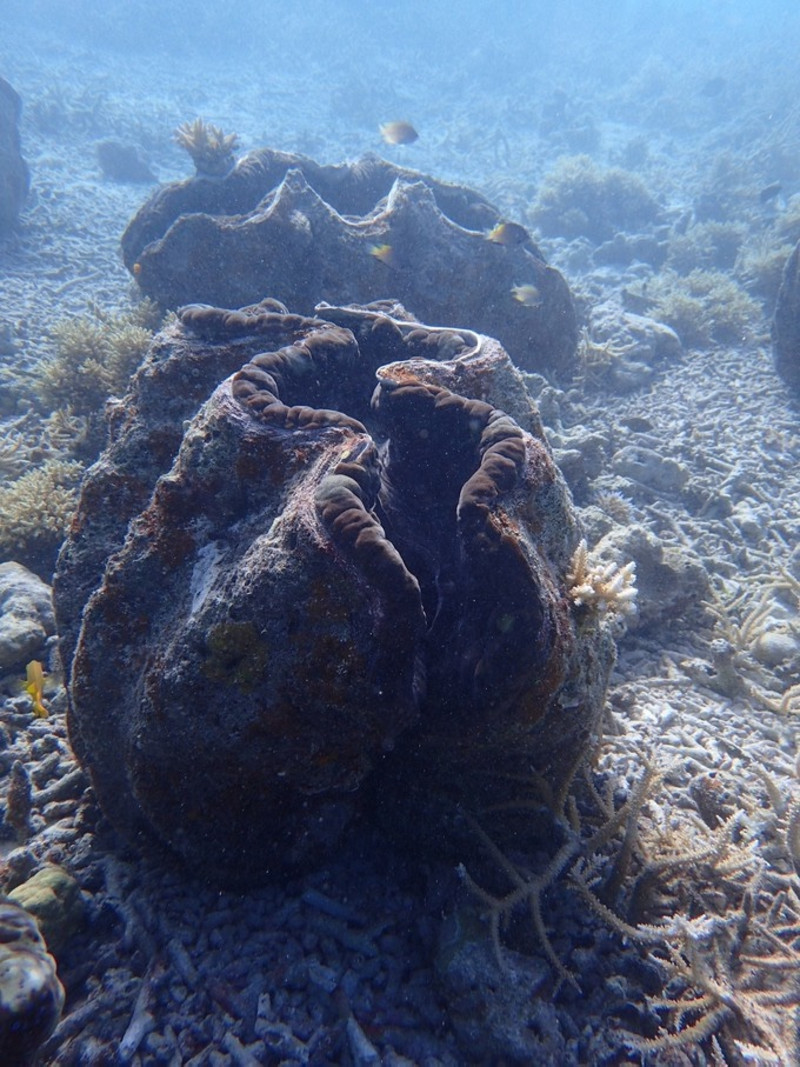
[551,428,610,501]
[95,140,156,183]
[121,150,578,377]
[0,77,29,232]
[4,762,32,843]
[0,563,55,672]
[7,866,84,955]
[0,899,64,1064]
[583,300,681,392]
[752,630,799,669]
[611,445,689,493]
[772,240,800,392]
[593,231,667,269]
[54,301,616,884]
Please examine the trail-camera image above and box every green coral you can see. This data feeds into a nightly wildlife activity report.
[202,621,270,692]
[532,155,660,242]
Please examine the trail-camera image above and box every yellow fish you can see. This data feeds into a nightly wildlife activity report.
[511,283,541,307]
[24,660,48,719]
[487,221,529,246]
[370,243,398,268]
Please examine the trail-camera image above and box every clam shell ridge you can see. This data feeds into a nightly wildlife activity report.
[58,302,614,883]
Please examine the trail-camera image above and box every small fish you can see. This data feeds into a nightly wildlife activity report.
[370,243,397,268]
[24,660,48,719]
[486,221,529,246]
[759,181,782,205]
[511,284,541,307]
[380,120,419,146]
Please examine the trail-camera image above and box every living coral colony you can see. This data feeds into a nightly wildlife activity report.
[1,14,800,1061]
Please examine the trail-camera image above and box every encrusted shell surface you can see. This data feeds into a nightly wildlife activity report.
[56,302,614,883]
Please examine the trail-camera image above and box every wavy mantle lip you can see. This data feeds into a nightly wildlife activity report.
[55,300,612,883]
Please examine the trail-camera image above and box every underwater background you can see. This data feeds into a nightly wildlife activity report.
[1,0,799,1064]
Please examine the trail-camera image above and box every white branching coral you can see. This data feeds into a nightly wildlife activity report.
[567,539,637,616]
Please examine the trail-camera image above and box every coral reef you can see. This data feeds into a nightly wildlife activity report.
[121,150,578,376]
[566,539,637,617]
[531,155,660,243]
[666,220,745,274]
[456,730,800,1064]
[684,573,800,715]
[54,301,615,884]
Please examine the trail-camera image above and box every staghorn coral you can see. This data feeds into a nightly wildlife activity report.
[574,327,639,391]
[458,754,659,994]
[173,117,239,177]
[684,574,800,715]
[605,764,800,1062]
[460,735,800,1064]
[566,538,638,617]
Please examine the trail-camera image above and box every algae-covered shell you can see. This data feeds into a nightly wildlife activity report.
[56,303,614,884]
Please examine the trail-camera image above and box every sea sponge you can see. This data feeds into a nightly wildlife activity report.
[532,155,660,243]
